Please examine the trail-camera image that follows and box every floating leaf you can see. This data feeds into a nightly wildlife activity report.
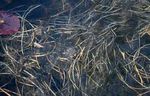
[0,11,20,35]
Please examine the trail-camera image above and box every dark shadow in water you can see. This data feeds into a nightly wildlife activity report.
[0,74,17,96]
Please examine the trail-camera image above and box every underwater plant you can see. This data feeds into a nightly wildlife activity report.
[0,11,20,35]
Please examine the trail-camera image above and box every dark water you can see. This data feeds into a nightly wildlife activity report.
[0,74,17,95]
[0,0,60,20]
[0,0,94,20]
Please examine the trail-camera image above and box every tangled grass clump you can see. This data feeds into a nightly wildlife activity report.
[0,0,150,96]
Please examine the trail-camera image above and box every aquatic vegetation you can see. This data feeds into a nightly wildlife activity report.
[0,0,150,96]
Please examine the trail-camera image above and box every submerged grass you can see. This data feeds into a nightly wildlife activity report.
[0,0,150,96]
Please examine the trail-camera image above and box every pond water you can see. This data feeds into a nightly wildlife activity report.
[0,0,150,96]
